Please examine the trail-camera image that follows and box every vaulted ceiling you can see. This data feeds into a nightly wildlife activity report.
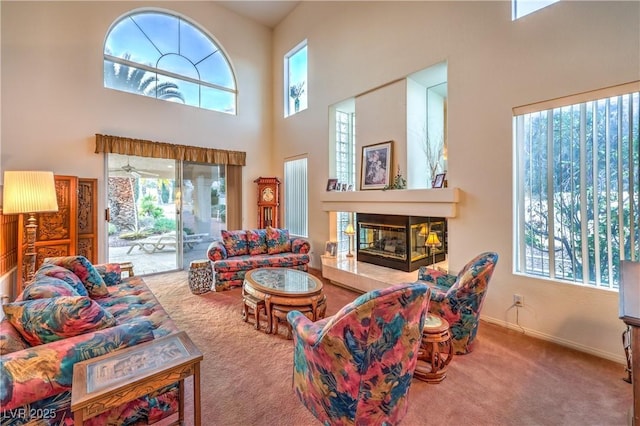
[215,1,300,28]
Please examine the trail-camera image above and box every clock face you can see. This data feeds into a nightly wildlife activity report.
[262,187,275,202]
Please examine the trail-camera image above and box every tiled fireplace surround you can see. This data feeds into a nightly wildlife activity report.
[320,188,459,293]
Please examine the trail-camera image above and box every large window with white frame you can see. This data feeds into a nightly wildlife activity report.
[284,40,308,117]
[284,156,308,237]
[104,10,237,114]
[513,83,639,289]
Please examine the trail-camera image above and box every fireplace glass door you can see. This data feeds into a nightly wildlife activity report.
[359,223,407,261]
[356,214,446,272]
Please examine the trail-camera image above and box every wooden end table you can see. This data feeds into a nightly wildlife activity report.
[71,331,203,425]
[119,261,134,277]
[414,314,453,383]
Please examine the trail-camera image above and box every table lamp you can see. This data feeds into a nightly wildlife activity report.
[425,231,441,267]
[2,171,59,282]
[344,223,355,258]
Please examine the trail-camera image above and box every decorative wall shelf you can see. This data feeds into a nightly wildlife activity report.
[321,188,461,218]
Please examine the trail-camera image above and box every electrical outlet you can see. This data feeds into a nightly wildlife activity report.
[513,294,524,307]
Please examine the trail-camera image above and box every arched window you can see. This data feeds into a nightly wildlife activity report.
[104,10,237,114]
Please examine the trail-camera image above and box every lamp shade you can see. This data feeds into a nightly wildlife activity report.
[426,231,441,247]
[2,171,59,214]
[344,223,355,236]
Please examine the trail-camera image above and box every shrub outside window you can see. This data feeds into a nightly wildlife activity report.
[104,10,237,114]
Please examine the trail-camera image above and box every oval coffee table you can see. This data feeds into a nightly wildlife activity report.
[243,268,324,335]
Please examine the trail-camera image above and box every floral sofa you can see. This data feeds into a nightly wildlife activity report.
[0,256,179,426]
[207,227,310,289]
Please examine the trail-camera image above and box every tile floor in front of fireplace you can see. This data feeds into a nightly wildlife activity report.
[321,255,448,293]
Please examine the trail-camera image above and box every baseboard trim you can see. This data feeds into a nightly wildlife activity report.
[482,315,626,365]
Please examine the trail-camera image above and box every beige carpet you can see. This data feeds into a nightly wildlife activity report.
[146,270,632,426]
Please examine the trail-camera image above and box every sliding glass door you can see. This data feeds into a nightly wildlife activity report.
[181,162,226,268]
[107,154,179,274]
[106,154,225,275]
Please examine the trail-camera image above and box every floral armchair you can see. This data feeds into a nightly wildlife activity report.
[286,283,430,426]
[417,251,499,355]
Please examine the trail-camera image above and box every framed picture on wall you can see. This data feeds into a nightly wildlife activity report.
[432,172,446,189]
[361,141,392,190]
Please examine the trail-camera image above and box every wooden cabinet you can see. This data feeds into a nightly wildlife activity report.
[77,178,98,263]
[17,175,97,291]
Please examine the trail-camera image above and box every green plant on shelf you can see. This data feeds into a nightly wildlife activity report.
[383,165,407,190]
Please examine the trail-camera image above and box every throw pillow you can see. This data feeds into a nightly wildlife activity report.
[3,296,116,346]
[0,319,29,354]
[43,256,109,298]
[221,230,249,257]
[16,276,80,301]
[93,263,122,286]
[36,263,89,297]
[266,226,292,255]
[246,229,268,255]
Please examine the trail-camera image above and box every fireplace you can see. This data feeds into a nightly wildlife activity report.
[356,213,447,272]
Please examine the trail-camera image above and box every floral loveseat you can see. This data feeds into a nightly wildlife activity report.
[0,256,179,426]
[207,227,310,289]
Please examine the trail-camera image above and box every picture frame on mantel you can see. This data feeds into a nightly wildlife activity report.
[324,241,337,257]
[326,178,338,191]
[432,172,446,189]
[361,141,392,190]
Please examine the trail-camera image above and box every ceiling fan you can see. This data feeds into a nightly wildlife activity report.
[109,160,159,178]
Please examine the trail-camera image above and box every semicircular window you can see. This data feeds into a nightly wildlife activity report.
[104,10,237,114]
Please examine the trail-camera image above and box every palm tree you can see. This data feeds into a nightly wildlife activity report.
[104,54,185,102]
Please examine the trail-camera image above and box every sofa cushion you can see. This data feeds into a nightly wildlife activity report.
[44,255,108,298]
[0,318,29,355]
[266,226,292,254]
[213,252,310,273]
[36,263,89,297]
[16,276,80,301]
[221,230,249,257]
[246,229,268,255]
[3,296,116,346]
[98,276,179,339]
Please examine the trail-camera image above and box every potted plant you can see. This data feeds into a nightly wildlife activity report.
[290,82,305,112]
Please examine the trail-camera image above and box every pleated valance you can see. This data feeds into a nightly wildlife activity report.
[95,134,246,166]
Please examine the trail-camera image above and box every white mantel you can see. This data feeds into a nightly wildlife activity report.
[321,188,461,218]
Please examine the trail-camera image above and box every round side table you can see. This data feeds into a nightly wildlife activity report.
[414,314,453,383]
[188,260,213,295]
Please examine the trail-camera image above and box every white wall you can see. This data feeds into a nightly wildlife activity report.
[272,1,640,361]
[1,1,274,262]
[355,80,407,188]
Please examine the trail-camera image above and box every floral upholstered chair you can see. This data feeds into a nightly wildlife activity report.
[417,251,499,355]
[286,283,430,426]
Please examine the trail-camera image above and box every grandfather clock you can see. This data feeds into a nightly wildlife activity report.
[254,177,280,228]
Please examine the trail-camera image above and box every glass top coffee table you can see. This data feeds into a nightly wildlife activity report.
[243,268,325,334]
